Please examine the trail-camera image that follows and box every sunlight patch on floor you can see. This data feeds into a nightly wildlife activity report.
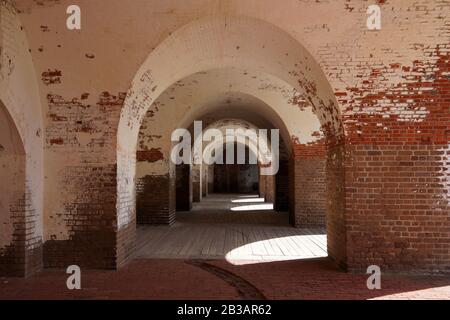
[231,204,274,211]
[231,198,265,203]
[370,286,450,300]
[135,194,327,264]
[225,234,328,265]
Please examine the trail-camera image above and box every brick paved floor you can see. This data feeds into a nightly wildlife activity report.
[1,258,449,300]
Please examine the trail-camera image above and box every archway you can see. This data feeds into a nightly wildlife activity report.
[0,2,44,277]
[211,143,260,194]
[135,87,292,225]
[117,15,344,268]
[193,118,275,200]
[0,101,26,276]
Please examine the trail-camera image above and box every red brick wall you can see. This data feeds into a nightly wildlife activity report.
[326,144,347,270]
[289,142,327,228]
[345,144,449,273]
[339,41,450,273]
[10,0,448,276]
[136,174,176,225]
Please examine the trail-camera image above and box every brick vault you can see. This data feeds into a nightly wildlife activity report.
[0,0,448,277]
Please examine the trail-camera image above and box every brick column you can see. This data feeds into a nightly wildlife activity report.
[136,161,176,225]
[326,144,346,269]
[260,164,275,202]
[289,143,327,228]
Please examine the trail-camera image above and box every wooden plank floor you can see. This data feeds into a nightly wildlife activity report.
[135,194,327,264]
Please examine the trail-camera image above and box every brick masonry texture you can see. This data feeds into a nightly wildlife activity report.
[345,144,450,273]
[1,259,449,300]
[0,1,44,277]
[0,0,448,277]
[136,174,176,225]
[291,142,327,228]
[43,91,124,269]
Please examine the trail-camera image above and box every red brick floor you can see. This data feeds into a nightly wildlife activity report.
[0,258,449,300]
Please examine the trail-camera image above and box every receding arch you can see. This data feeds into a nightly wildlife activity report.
[118,15,342,151]
[195,119,274,165]
[211,141,261,194]
[118,14,345,269]
[135,68,326,158]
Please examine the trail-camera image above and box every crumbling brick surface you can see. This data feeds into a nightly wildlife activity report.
[0,1,44,277]
[1,0,447,276]
[43,92,124,269]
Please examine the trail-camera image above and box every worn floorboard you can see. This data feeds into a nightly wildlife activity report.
[135,193,328,264]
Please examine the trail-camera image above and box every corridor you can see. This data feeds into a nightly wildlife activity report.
[1,1,449,302]
[135,194,327,264]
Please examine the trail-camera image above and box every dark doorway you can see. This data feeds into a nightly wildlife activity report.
[213,143,259,193]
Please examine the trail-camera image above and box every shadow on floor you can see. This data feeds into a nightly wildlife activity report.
[1,258,449,300]
[135,193,327,263]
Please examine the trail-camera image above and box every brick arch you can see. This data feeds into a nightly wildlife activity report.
[198,122,275,200]
[0,2,44,277]
[203,139,262,165]
[135,84,293,224]
[118,15,342,150]
[174,89,296,205]
[194,119,275,166]
[131,67,329,160]
[117,15,345,267]
[0,100,26,276]
[178,86,296,143]
[210,141,261,195]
